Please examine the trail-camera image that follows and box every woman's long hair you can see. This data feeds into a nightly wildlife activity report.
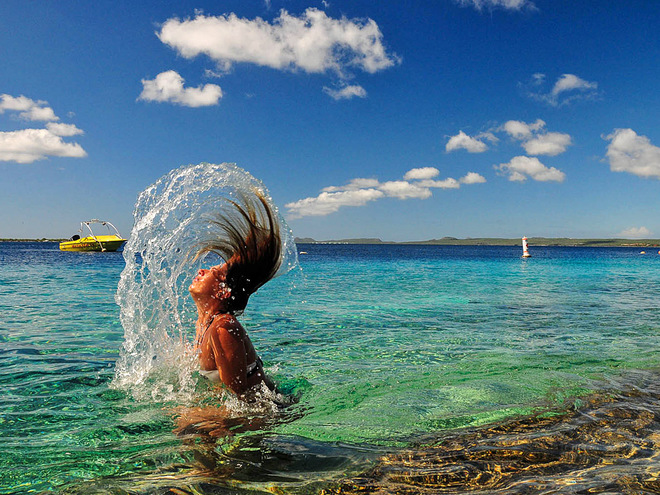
[194,190,282,314]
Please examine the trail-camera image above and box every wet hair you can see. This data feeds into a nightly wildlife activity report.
[194,190,282,314]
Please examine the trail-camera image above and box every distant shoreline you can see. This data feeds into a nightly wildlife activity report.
[2,237,659,248]
[295,237,660,248]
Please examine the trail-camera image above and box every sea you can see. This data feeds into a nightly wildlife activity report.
[3,241,660,494]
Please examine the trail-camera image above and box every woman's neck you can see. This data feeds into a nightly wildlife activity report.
[194,298,227,320]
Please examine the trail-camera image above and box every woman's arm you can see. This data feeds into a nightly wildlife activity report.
[206,316,251,394]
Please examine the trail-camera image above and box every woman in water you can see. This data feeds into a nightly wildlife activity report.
[189,191,281,396]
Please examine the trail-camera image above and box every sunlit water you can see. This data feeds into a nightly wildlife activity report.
[3,238,660,493]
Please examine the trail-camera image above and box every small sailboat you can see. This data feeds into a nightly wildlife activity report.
[522,236,531,258]
[59,220,127,252]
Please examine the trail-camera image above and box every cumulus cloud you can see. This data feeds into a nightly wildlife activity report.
[0,93,87,164]
[502,119,571,156]
[525,73,598,106]
[45,122,84,137]
[0,94,58,121]
[322,177,381,192]
[455,0,534,10]
[459,172,487,184]
[138,70,223,107]
[0,129,87,164]
[323,84,367,100]
[605,128,660,180]
[495,156,565,182]
[446,131,489,153]
[443,119,571,182]
[285,188,384,217]
[617,226,652,239]
[417,178,461,189]
[403,167,439,180]
[286,166,483,218]
[379,180,432,199]
[503,119,545,140]
[552,74,597,96]
[522,132,572,156]
[157,9,399,77]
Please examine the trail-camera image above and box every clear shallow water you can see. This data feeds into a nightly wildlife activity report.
[2,242,660,494]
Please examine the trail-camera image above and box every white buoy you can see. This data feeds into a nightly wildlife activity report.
[522,236,531,258]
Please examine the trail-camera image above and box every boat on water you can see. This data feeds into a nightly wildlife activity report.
[59,220,127,252]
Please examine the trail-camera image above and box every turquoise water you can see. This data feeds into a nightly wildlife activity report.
[2,241,660,493]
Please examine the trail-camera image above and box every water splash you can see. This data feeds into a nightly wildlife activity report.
[112,163,298,401]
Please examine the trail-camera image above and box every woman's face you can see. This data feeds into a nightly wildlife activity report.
[189,264,229,302]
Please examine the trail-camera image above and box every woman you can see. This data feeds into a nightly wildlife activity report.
[189,191,281,396]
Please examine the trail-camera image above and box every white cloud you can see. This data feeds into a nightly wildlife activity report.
[286,167,484,218]
[522,132,572,156]
[617,226,652,239]
[526,73,598,106]
[605,128,660,180]
[157,9,399,77]
[446,131,489,153]
[552,74,597,97]
[403,167,439,180]
[417,177,461,189]
[0,93,86,164]
[0,94,35,112]
[456,0,534,10]
[531,73,545,85]
[379,180,432,199]
[322,177,380,192]
[503,119,545,140]
[418,178,461,189]
[0,128,87,164]
[0,94,58,121]
[139,70,223,107]
[479,131,499,143]
[286,188,384,217]
[19,105,58,122]
[323,84,367,100]
[45,122,84,137]
[495,156,565,182]
[459,172,487,184]
[502,119,571,156]
[448,118,573,162]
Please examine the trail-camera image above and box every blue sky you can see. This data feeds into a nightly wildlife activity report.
[1,0,659,241]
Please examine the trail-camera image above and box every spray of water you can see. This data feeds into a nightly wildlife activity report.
[112,163,298,402]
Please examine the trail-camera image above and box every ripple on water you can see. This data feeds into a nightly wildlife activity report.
[324,370,660,495]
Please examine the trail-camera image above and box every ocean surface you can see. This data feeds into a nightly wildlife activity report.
[2,241,660,494]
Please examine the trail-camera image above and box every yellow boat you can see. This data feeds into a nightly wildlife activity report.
[59,220,127,252]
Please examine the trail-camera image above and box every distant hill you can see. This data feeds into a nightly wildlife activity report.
[295,237,385,244]
[295,237,660,247]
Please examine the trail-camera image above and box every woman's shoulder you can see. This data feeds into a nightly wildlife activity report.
[210,313,244,334]
[211,313,238,324]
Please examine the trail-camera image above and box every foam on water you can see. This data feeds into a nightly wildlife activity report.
[111,163,298,402]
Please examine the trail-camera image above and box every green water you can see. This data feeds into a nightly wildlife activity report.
[2,242,660,493]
